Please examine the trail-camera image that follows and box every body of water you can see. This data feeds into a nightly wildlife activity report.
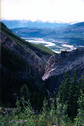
[22,37,78,53]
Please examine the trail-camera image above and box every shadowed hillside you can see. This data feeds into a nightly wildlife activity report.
[0,22,54,107]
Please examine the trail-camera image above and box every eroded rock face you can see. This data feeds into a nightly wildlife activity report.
[42,48,84,91]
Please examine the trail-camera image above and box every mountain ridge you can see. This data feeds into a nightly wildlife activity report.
[2,20,69,29]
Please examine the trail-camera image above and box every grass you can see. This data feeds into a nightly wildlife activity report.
[31,43,54,55]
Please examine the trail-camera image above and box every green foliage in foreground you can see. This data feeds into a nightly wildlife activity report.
[0,91,84,126]
[0,97,83,126]
[57,73,84,120]
[0,98,71,126]
[0,74,84,126]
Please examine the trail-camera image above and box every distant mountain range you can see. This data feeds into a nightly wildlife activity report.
[11,22,84,39]
[1,20,84,53]
[7,21,84,53]
[2,20,69,29]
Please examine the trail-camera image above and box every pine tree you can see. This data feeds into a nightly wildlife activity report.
[75,90,84,126]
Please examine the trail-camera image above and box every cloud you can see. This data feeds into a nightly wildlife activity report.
[1,0,84,23]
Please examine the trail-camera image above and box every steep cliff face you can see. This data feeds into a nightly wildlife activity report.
[42,48,84,92]
[0,22,54,105]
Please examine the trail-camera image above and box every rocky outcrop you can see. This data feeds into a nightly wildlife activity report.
[42,48,84,92]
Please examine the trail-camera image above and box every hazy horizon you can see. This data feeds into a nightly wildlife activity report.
[1,0,84,23]
[2,19,84,24]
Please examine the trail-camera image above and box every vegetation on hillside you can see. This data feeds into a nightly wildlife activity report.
[1,22,55,109]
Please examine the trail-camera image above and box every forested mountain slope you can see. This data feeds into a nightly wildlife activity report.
[0,22,54,106]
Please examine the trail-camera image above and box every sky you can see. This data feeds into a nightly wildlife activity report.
[1,0,84,23]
